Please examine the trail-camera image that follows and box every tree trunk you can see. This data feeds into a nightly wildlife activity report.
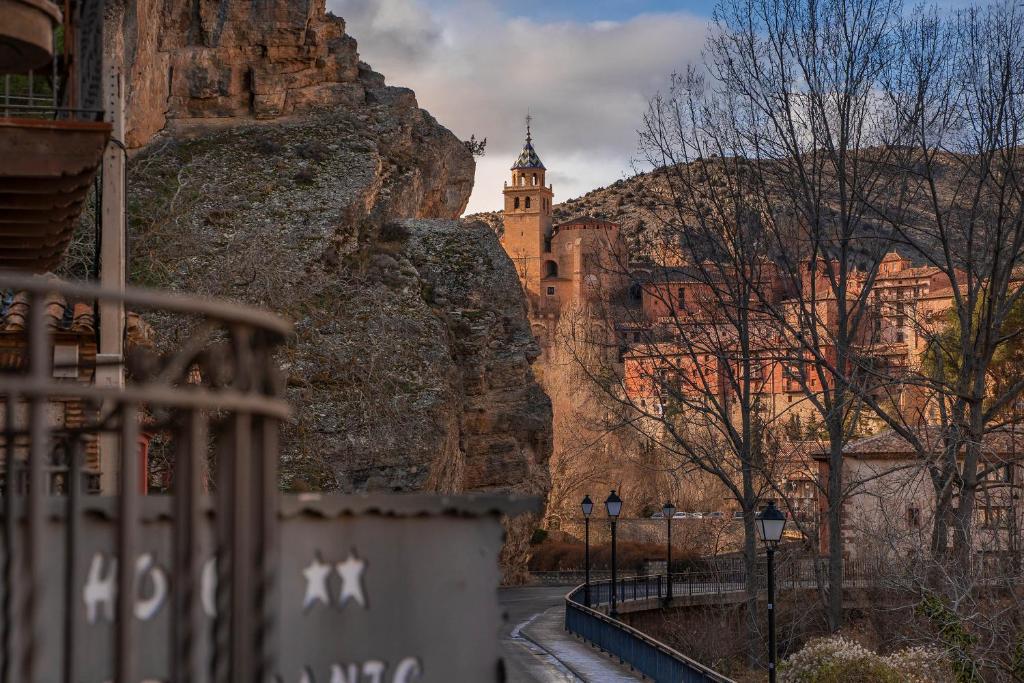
[827,420,844,632]
[952,404,985,577]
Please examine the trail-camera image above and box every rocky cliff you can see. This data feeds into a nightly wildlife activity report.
[113,0,551,581]
[108,0,388,149]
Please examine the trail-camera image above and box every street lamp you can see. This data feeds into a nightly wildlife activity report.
[605,490,622,618]
[756,501,787,683]
[581,495,594,607]
[662,500,676,605]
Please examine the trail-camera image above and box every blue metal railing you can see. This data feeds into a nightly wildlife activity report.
[564,583,735,683]
[564,556,1024,682]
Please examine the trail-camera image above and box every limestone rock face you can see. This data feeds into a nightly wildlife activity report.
[116,0,552,581]
[109,0,386,148]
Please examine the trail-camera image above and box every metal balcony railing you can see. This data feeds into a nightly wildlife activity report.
[1,71,104,122]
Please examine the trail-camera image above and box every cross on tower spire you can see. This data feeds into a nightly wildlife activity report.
[525,113,532,144]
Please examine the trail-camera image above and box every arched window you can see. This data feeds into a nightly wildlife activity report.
[543,260,558,278]
[525,196,531,209]
[532,173,538,186]
[514,197,520,209]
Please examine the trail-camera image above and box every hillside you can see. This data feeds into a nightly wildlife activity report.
[469,169,681,261]
[469,154,959,267]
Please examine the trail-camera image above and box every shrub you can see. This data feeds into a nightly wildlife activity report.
[253,137,282,155]
[916,594,981,682]
[887,645,956,683]
[293,167,316,184]
[781,636,953,683]
[378,221,410,243]
[295,141,330,162]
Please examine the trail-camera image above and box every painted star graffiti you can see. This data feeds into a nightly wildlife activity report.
[302,555,333,610]
[302,551,367,611]
[336,552,367,608]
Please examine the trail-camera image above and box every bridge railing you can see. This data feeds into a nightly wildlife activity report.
[564,582,735,683]
[565,556,1024,682]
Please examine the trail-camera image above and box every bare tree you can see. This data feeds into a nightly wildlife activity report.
[557,151,795,661]
[630,0,915,631]
[877,1,1024,574]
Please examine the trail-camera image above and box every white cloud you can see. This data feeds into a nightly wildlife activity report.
[331,0,708,214]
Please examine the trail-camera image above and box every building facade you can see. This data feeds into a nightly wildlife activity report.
[814,428,1022,561]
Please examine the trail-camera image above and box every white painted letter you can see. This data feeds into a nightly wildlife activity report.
[330,664,359,683]
[362,660,385,683]
[393,658,422,683]
[83,554,117,624]
[134,553,169,620]
[201,558,217,617]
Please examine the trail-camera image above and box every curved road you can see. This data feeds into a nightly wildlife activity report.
[498,586,641,683]
[500,586,578,682]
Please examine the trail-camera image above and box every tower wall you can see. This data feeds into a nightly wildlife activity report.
[502,178,553,296]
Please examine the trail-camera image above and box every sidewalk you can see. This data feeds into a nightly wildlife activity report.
[519,605,643,682]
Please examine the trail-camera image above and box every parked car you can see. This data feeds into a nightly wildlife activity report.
[672,511,688,519]
[707,511,725,519]
[650,511,665,518]
[732,510,745,520]
[688,512,704,519]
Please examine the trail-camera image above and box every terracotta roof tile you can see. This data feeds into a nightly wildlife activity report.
[557,215,618,228]
[0,276,153,346]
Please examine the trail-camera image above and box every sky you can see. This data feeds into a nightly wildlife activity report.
[329,0,711,214]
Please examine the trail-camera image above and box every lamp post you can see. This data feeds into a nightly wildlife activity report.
[605,490,622,618]
[662,501,676,606]
[581,495,594,607]
[756,501,787,683]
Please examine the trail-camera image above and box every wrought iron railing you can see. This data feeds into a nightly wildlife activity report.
[1,58,104,121]
[562,555,912,683]
[565,582,735,683]
[577,555,907,612]
[0,274,291,682]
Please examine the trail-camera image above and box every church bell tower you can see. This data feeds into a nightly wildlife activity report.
[502,116,554,297]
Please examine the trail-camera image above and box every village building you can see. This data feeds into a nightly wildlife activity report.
[497,121,982,533]
[500,121,626,345]
[0,283,154,495]
[814,427,1022,562]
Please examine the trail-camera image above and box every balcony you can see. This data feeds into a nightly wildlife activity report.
[0,72,109,272]
[0,117,109,271]
[0,0,61,73]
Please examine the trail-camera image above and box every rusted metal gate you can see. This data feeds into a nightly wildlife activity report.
[0,274,289,682]
[0,275,527,682]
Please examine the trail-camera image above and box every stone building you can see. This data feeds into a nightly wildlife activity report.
[500,122,625,316]
[501,121,554,302]
[496,121,976,529]
[814,427,1022,561]
[0,284,153,494]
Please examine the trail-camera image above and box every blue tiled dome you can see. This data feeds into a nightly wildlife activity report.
[512,140,545,170]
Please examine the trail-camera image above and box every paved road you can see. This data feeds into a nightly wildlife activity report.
[499,586,578,682]
[498,586,641,683]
